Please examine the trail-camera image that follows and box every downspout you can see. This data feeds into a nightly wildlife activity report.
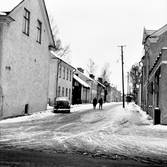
[86,88,87,103]
[71,68,76,104]
[0,24,4,118]
[55,59,62,98]
[143,35,150,114]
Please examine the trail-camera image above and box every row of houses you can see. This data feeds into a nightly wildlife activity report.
[73,68,121,105]
[138,24,167,125]
[0,0,121,119]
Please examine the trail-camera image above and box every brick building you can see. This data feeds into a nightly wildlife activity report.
[141,24,167,124]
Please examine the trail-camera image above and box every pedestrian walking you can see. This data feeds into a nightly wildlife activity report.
[93,97,97,109]
[98,98,103,110]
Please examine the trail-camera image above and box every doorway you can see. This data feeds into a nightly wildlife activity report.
[25,104,29,114]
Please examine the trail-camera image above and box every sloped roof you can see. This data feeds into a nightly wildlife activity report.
[0,0,55,48]
[50,51,75,70]
[0,0,23,13]
[75,69,95,82]
[73,75,90,88]
[145,30,156,36]
[96,80,105,88]
[150,24,167,37]
[143,24,167,44]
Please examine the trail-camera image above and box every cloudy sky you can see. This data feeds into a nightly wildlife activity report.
[45,0,167,91]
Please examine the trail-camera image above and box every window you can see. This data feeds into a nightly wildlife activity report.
[23,8,30,36]
[67,69,69,80]
[58,86,61,96]
[62,87,64,96]
[70,70,72,81]
[66,88,68,97]
[37,20,42,43]
[63,67,65,79]
[69,89,71,100]
[59,65,62,78]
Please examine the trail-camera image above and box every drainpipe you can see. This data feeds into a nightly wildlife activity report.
[0,25,4,118]
[71,68,76,104]
[55,59,62,98]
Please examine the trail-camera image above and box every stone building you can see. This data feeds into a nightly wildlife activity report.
[0,0,55,119]
[141,24,167,124]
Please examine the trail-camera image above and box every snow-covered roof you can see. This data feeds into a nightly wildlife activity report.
[162,47,167,50]
[0,0,23,13]
[74,75,90,88]
[96,80,105,88]
[50,51,75,70]
[75,69,95,82]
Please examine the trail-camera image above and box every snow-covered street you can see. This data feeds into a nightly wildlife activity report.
[0,102,167,165]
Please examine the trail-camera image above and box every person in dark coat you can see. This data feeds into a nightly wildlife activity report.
[93,97,97,109]
[98,98,103,110]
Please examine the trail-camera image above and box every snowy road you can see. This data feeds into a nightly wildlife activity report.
[0,102,167,165]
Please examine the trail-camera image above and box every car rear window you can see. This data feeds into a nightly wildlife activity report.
[56,101,69,106]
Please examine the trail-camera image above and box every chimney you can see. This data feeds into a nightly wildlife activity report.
[77,67,84,73]
[89,74,95,79]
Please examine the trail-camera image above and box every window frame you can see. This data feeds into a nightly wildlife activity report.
[37,19,42,44]
[62,87,64,96]
[58,86,61,96]
[69,89,71,100]
[67,69,69,80]
[70,70,72,81]
[59,65,62,78]
[23,8,30,36]
[66,88,68,97]
[63,67,65,79]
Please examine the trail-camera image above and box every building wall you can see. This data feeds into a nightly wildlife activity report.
[90,81,97,102]
[97,84,105,101]
[75,70,93,103]
[142,29,167,114]
[159,63,167,124]
[57,62,73,103]
[0,0,52,118]
[48,56,74,105]
[149,31,167,69]
[48,58,58,106]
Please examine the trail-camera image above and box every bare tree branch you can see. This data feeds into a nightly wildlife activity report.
[100,63,111,83]
[49,13,71,60]
[86,58,97,75]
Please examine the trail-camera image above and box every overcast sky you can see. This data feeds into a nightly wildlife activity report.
[46,0,167,91]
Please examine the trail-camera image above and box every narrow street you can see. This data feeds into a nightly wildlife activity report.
[0,102,167,166]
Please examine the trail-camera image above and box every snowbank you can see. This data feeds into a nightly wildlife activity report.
[124,102,153,125]
[0,105,55,123]
[0,102,114,124]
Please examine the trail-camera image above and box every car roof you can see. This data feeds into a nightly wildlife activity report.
[55,97,69,101]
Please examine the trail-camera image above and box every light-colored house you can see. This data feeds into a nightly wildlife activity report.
[0,0,55,119]
[141,24,167,124]
[48,51,75,105]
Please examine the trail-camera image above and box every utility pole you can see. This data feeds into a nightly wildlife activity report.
[118,45,126,108]
[127,72,130,94]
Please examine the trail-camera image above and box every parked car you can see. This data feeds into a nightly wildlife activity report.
[54,97,71,113]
